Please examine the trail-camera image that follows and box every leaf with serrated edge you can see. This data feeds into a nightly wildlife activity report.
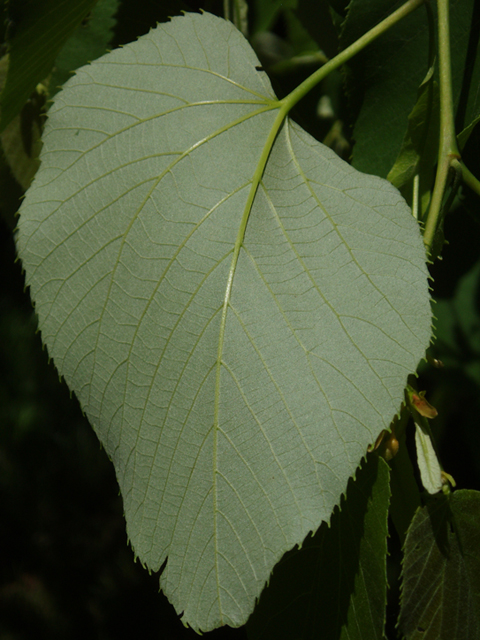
[17,12,431,631]
[399,491,480,639]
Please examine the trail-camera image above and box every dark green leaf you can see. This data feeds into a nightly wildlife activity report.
[294,0,338,59]
[456,0,480,148]
[283,8,318,56]
[340,0,433,178]
[251,0,297,33]
[399,490,480,640]
[0,83,45,189]
[247,455,390,640]
[389,424,422,544]
[434,257,480,387]
[341,0,475,178]
[387,73,439,191]
[457,116,480,149]
[0,0,98,132]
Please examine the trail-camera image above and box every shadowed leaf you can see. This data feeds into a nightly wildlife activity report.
[399,491,480,640]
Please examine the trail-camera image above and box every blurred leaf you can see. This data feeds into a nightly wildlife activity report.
[224,0,249,36]
[0,45,43,195]
[340,0,432,178]
[341,0,475,178]
[399,491,480,639]
[457,115,480,149]
[247,455,390,640]
[283,8,318,55]
[251,0,297,33]
[456,0,480,148]
[294,0,338,59]
[389,423,422,543]
[0,49,45,190]
[250,30,294,69]
[0,85,44,189]
[50,0,119,94]
[434,257,480,387]
[0,0,97,132]
[0,154,23,230]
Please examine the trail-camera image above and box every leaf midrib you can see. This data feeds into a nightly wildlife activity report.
[212,104,288,618]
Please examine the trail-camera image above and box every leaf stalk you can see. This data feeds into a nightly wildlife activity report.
[460,160,480,196]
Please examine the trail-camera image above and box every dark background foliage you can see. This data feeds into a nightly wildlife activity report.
[1,0,480,638]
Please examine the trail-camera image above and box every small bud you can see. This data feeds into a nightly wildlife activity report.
[383,434,399,461]
[370,429,399,460]
[411,392,438,419]
[441,470,456,489]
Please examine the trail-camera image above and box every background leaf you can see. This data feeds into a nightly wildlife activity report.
[294,0,338,59]
[50,0,119,95]
[341,0,476,178]
[433,257,480,387]
[0,0,98,132]
[251,0,297,33]
[246,454,390,640]
[387,75,439,192]
[17,11,431,631]
[455,0,480,148]
[399,490,480,640]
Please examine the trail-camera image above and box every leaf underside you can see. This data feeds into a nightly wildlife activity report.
[17,12,431,632]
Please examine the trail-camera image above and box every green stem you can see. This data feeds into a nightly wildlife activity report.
[280,0,425,113]
[436,0,457,152]
[461,160,480,197]
[423,0,461,254]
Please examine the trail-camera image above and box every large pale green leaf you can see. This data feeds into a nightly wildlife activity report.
[17,12,431,631]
